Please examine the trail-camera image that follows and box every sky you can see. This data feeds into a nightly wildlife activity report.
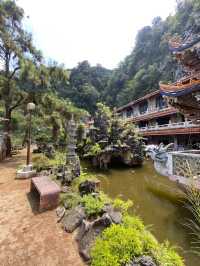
[17,0,176,69]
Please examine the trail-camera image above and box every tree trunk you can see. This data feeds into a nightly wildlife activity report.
[52,123,60,144]
[3,51,12,157]
[4,104,12,157]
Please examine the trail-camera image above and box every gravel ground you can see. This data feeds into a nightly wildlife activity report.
[0,149,84,266]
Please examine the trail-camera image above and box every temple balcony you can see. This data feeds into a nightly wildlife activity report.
[138,121,200,136]
[124,106,177,122]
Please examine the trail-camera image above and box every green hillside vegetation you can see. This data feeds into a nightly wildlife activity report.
[64,0,200,110]
[105,0,200,107]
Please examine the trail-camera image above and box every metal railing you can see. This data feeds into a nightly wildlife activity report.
[139,121,198,131]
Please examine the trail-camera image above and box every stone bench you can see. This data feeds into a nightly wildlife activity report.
[30,176,61,212]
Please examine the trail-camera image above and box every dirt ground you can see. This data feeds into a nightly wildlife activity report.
[0,149,84,266]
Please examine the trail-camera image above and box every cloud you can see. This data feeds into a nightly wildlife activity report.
[18,0,176,69]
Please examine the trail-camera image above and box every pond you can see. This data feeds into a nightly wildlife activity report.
[85,160,198,266]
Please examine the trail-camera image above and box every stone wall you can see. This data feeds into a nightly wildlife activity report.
[172,152,200,178]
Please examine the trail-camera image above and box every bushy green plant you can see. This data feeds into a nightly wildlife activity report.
[81,194,105,217]
[49,151,65,167]
[122,215,145,232]
[184,186,200,254]
[113,198,133,214]
[122,215,158,252]
[32,154,51,171]
[91,208,184,266]
[142,231,158,252]
[153,241,184,266]
[99,191,112,205]
[91,224,143,266]
[72,172,98,190]
[59,192,81,208]
[84,143,102,157]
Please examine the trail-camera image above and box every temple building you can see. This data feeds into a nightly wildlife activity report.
[116,90,200,149]
[159,33,200,124]
[117,33,200,150]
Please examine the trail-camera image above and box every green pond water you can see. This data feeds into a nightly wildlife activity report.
[84,160,199,266]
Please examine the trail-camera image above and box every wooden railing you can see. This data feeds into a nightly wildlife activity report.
[124,106,170,120]
[139,121,198,132]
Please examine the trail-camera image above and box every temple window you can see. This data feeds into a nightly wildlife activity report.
[139,100,148,114]
[138,121,148,128]
[126,107,133,117]
[156,95,167,110]
[156,116,170,125]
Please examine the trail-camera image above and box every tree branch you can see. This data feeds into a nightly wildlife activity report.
[10,95,24,111]
[9,66,20,80]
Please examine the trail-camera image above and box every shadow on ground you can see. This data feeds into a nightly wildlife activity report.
[26,191,40,215]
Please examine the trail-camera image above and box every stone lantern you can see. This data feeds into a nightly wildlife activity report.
[66,114,80,179]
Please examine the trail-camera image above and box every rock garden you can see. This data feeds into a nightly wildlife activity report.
[30,112,184,266]
[55,173,184,266]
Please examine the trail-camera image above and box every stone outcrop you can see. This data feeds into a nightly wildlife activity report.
[103,204,122,224]
[62,206,86,233]
[126,256,157,266]
[80,103,144,169]
[76,205,122,261]
[56,206,66,223]
[78,180,96,196]
[76,213,112,261]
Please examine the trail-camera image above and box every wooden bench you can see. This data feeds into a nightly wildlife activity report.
[30,176,61,212]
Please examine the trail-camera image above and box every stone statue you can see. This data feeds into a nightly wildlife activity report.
[145,143,174,177]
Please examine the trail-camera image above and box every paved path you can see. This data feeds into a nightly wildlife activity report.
[0,149,84,266]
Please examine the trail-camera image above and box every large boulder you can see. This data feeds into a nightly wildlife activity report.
[126,255,157,266]
[108,210,122,224]
[103,204,122,224]
[62,206,86,233]
[79,180,96,196]
[56,206,65,223]
[77,213,112,261]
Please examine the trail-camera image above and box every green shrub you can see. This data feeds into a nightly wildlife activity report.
[91,214,184,266]
[49,151,65,167]
[32,154,51,171]
[91,224,143,266]
[122,215,158,252]
[59,192,81,208]
[99,191,112,205]
[84,143,102,157]
[91,239,120,266]
[153,241,184,266]
[184,186,200,254]
[113,198,133,214]
[81,194,105,217]
[72,172,98,190]
[142,231,158,252]
[122,215,145,232]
